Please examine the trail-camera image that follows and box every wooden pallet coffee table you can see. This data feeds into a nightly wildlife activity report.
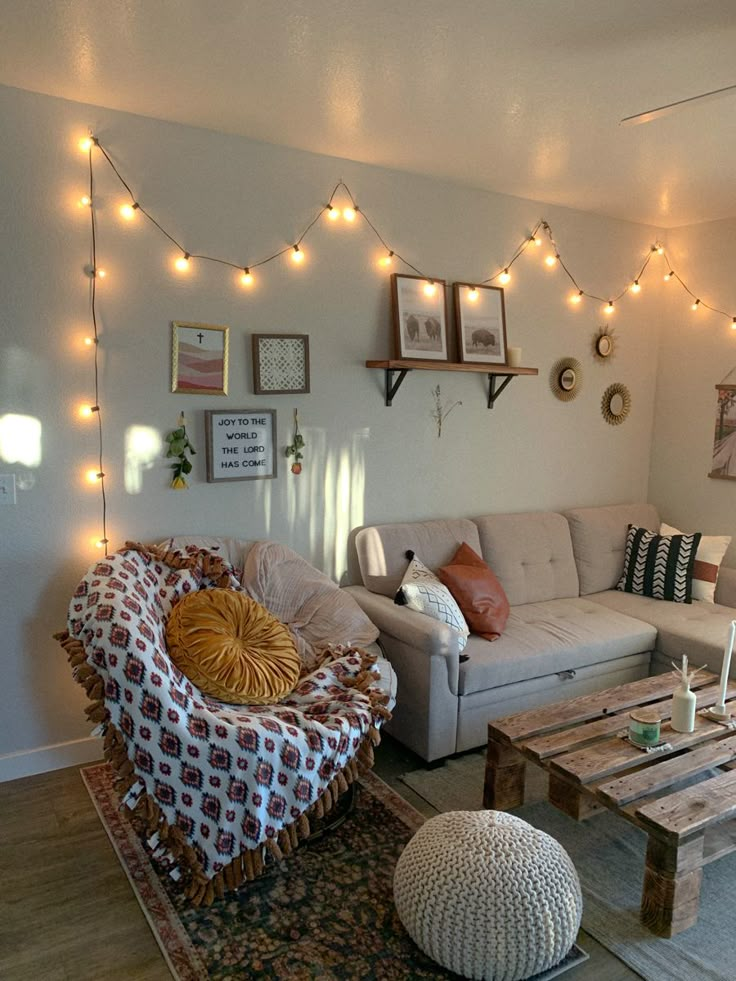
[483,671,736,937]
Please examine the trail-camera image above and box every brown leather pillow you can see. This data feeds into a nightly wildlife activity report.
[438,542,510,641]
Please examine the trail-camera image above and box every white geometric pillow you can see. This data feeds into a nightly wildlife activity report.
[660,523,731,603]
[395,553,470,651]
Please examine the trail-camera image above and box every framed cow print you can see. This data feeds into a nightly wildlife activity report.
[391,274,449,362]
[453,282,508,365]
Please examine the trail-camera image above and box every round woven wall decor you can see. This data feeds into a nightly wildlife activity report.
[550,357,583,401]
[601,382,631,425]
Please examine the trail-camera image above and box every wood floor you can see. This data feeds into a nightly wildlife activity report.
[0,737,642,980]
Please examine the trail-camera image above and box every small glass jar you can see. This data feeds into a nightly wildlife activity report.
[629,708,661,747]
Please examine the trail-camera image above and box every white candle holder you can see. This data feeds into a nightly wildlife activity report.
[705,620,736,721]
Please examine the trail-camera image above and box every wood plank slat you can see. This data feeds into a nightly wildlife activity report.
[637,768,736,840]
[551,704,736,785]
[489,671,716,744]
[524,682,736,761]
[599,732,736,807]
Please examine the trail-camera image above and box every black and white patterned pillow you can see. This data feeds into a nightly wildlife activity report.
[395,552,469,651]
[617,526,702,603]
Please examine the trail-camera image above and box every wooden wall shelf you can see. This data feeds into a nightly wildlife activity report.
[365,359,539,408]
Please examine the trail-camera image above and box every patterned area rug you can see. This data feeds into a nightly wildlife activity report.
[83,762,587,980]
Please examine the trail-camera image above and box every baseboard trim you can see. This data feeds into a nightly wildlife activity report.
[0,736,104,783]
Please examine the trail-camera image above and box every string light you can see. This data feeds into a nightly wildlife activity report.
[120,202,139,220]
[291,244,304,263]
[79,137,94,153]
[630,280,641,294]
[531,235,542,247]
[498,269,511,285]
[326,204,340,221]
[545,254,558,267]
[692,299,701,311]
[83,336,95,347]
[570,290,584,305]
[79,404,100,419]
[342,205,357,222]
[664,271,674,281]
[94,267,106,279]
[732,318,736,329]
[96,538,109,550]
[174,252,191,272]
[79,195,91,207]
[239,267,254,287]
[423,280,437,297]
[604,301,615,314]
[379,250,394,268]
[467,287,479,301]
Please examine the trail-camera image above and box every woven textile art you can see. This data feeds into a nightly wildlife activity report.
[617,525,701,604]
[57,542,389,906]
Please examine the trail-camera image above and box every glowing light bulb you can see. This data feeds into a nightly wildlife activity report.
[732,318,736,330]
[79,404,99,419]
[604,301,615,315]
[79,137,93,152]
[327,205,340,221]
[423,281,437,297]
[570,290,583,305]
[630,280,641,294]
[84,336,95,347]
[95,268,106,279]
[692,299,700,311]
[379,251,394,268]
[240,267,254,287]
[174,253,190,272]
[120,202,139,220]
[499,269,511,285]
[531,235,542,247]
[664,271,674,281]
[343,206,356,222]
[292,245,304,263]
[467,287,479,302]
[79,195,92,207]
[95,537,109,550]
[86,468,100,484]
[657,245,664,255]
[545,254,558,267]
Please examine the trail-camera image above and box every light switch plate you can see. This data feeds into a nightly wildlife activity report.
[0,474,17,505]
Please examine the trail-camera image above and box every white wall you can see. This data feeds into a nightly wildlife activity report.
[0,84,663,776]
[648,217,736,558]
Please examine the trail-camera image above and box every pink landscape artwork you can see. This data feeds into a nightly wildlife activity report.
[172,323,229,395]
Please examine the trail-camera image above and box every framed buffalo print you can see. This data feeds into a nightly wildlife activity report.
[453,282,508,365]
[391,274,449,362]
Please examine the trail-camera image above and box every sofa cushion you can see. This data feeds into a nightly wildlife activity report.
[565,503,659,595]
[588,589,736,671]
[458,597,656,695]
[661,522,731,603]
[617,526,701,603]
[396,553,469,650]
[354,519,482,598]
[438,542,510,641]
[473,512,579,607]
[166,588,301,704]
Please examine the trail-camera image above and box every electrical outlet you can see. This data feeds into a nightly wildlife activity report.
[0,474,17,506]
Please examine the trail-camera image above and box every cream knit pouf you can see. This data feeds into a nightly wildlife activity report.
[393,810,582,981]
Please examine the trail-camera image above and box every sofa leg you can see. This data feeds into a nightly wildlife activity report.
[484,736,525,810]
[425,758,445,770]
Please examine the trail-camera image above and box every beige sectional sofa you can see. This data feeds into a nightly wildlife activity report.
[345,503,736,763]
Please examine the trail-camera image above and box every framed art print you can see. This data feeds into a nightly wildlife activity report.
[205,409,277,481]
[709,385,736,480]
[391,274,449,362]
[172,322,229,395]
[252,334,310,394]
[453,283,508,365]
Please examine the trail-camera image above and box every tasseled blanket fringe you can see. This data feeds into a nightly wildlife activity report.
[54,615,391,908]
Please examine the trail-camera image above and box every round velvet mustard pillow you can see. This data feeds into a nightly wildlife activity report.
[165,589,300,704]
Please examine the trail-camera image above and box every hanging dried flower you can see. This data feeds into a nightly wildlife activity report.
[165,413,196,489]
[285,408,305,474]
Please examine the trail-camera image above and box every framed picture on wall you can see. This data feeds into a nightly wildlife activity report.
[172,322,229,395]
[709,384,736,480]
[205,409,277,481]
[391,274,449,362]
[252,333,310,394]
[453,283,508,365]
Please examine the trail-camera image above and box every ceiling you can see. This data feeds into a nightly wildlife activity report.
[3,0,736,227]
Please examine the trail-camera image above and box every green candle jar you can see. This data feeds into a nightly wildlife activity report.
[628,708,661,747]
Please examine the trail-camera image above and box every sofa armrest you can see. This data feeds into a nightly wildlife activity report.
[343,585,464,659]
[715,567,736,608]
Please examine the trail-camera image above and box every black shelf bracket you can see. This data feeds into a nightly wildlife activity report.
[487,373,514,408]
[384,367,411,406]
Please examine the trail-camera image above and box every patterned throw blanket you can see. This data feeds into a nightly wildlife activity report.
[57,541,389,906]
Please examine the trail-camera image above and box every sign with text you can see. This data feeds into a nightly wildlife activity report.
[205,409,277,482]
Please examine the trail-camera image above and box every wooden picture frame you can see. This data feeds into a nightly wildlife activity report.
[172,322,229,395]
[453,283,508,365]
[252,333,310,395]
[709,385,736,480]
[391,274,449,362]
[205,409,277,482]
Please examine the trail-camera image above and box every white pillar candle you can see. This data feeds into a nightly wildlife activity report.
[715,620,736,716]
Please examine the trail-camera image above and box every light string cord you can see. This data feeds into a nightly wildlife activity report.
[90,137,736,324]
[87,140,108,555]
